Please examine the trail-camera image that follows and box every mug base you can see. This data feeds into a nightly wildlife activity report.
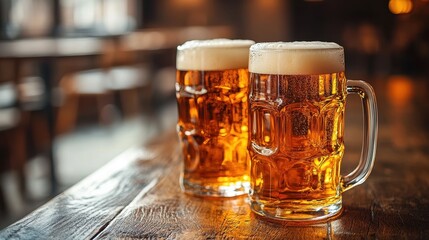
[181,179,250,197]
[250,198,343,224]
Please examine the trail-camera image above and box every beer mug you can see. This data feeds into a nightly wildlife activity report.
[176,39,255,197]
[248,42,378,222]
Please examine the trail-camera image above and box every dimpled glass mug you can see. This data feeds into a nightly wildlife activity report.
[176,39,255,197]
[247,42,378,223]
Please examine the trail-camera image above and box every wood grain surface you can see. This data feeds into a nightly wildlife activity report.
[1,77,428,239]
[0,133,179,239]
[93,123,429,239]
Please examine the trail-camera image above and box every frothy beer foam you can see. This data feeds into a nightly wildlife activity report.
[176,39,255,71]
[249,42,345,75]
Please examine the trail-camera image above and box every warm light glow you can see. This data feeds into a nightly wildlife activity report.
[386,75,413,108]
[257,0,280,9]
[172,0,203,8]
[264,136,271,143]
[389,0,413,14]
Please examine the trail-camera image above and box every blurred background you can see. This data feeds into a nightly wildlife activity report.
[0,0,428,229]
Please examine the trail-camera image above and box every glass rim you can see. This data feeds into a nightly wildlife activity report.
[250,41,344,52]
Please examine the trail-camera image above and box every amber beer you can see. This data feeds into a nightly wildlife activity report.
[176,39,255,197]
[248,42,378,222]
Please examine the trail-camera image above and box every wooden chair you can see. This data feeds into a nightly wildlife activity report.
[0,82,26,213]
[106,64,151,116]
[18,76,50,158]
[56,37,152,134]
[55,70,114,134]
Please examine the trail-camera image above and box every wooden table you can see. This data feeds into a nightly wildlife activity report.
[1,76,428,239]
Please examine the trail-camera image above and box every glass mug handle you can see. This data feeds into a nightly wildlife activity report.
[341,80,378,192]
